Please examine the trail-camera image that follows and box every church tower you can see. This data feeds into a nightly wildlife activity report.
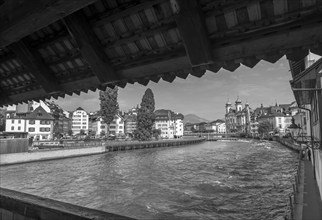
[235,97,242,112]
[225,100,232,113]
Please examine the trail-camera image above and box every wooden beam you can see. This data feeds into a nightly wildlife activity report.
[211,24,322,63]
[93,0,166,27]
[103,20,177,47]
[0,0,98,47]
[64,11,119,84]
[8,41,61,94]
[173,0,213,67]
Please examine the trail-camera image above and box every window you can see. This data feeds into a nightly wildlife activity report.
[37,113,42,116]
[45,128,50,132]
[12,119,14,123]
[110,125,116,129]
[82,126,86,129]
[18,120,21,124]
[11,126,14,130]
[28,127,35,132]
[100,125,105,129]
[119,126,123,129]
[278,118,281,123]
[18,126,21,130]
[29,120,35,124]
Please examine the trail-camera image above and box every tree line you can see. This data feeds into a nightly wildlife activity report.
[99,87,157,141]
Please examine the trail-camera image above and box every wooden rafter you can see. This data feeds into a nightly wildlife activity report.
[0,0,98,47]
[8,41,61,94]
[93,0,166,27]
[173,0,213,67]
[103,20,177,47]
[211,24,322,62]
[64,11,119,84]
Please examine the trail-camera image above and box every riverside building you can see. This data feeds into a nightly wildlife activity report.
[71,107,89,135]
[5,106,54,140]
[154,109,184,139]
[225,98,253,135]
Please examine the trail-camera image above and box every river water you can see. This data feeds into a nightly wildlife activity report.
[0,140,298,220]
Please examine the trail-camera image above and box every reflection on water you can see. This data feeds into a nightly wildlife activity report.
[0,140,297,220]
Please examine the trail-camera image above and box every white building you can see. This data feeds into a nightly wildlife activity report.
[72,107,89,135]
[154,109,184,139]
[91,116,108,137]
[5,106,54,140]
[217,122,226,133]
[109,114,124,136]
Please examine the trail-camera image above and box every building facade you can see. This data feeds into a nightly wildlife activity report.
[124,114,137,137]
[225,98,252,135]
[109,114,124,136]
[71,107,89,135]
[5,106,54,140]
[154,109,184,139]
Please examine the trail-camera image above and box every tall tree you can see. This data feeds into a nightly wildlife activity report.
[99,87,119,135]
[135,88,155,141]
[0,108,5,131]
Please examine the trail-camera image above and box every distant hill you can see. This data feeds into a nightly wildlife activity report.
[183,114,209,125]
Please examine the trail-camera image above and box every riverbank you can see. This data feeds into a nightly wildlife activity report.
[275,137,301,153]
[0,138,205,166]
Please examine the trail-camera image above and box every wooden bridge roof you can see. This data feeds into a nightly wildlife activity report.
[0,0,322,106]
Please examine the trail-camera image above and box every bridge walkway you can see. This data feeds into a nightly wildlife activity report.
[302,160,322,220]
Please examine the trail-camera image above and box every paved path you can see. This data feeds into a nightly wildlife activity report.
[302,160,322,220]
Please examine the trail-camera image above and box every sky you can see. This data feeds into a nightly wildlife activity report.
[51,55,303,121]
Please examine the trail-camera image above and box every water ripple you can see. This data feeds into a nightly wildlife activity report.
[0,140,297,220]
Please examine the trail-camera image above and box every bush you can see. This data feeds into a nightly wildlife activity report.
[84,135,90,142]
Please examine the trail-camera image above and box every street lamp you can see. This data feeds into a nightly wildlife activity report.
[287,117,301,138]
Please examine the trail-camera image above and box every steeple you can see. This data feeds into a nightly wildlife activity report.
[235,96,242,112]
[225,98,232,113]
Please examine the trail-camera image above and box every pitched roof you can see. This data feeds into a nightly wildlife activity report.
[76,107,85,111]
[26,106,54,120]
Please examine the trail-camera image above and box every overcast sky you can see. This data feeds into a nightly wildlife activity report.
[51,55,316,120]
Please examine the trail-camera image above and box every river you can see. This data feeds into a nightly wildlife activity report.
[0,140,298,220]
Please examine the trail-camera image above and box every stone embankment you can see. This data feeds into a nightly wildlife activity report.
[275,137,301,153]
[0,138,205,166]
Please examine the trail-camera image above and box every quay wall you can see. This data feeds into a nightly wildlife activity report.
[0,187,135,220]
[275,138,301,153]
[0,138,205,166]
[0,146,106,165]
[0,138,28,154]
